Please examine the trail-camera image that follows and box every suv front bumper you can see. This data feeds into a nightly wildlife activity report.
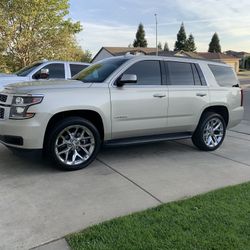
[0,113,49,149]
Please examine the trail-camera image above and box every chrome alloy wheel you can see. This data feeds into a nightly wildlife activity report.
[203,118,224,148]
[55,125,95,166]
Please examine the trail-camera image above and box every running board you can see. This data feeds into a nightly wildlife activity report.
[104,132,192,147]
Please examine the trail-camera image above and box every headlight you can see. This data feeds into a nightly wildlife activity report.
[10,95,44,119]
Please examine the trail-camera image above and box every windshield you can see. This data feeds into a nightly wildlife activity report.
[16,62,43,76]
[73,58,128,83]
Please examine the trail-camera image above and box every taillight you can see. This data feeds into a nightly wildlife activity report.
[241,89,244,107]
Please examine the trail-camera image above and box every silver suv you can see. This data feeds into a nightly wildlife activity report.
[0,55,244,170]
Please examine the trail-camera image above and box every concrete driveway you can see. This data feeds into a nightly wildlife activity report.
[1,95,250,249]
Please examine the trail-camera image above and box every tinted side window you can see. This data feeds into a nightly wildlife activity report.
[70,64,88,77]
[39,63,65,79]
[124,61,161,85]
[209,64,238,87]
[167,62,195,85]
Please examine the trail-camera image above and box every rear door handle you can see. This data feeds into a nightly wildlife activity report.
[153,93,166,98]
[196,93,207,97]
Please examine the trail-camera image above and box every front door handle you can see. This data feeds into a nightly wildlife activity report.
[196,93,207,97]
[153,93,166,98]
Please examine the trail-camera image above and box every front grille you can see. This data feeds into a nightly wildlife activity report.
[0,94,7,103]
[0,108,4,119]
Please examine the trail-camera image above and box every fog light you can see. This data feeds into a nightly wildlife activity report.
[16,107,25,114]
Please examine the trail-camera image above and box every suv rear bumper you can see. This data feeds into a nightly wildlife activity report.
[228,107,244,128]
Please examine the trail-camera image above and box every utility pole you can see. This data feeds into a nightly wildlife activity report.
[155,13,158,56]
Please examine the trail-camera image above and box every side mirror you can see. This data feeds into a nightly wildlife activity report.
[39,68,49,79]
[116,74,137,87]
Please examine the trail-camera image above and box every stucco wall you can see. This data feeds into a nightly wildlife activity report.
[92,49,113,63]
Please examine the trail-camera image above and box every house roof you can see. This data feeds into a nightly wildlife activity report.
[179,51,204,59]
[103,47,158,55]
[92,46,240,63]
[197,52,238,60]
[225,50,250,58]
[91,47,159,62]
[148,51,176,57]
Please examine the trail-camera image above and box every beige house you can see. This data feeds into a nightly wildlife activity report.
[197,52,240,73]
[92,47,240,73]
[225,50,250,69]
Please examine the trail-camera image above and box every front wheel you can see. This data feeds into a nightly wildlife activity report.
[192,112,226,151]
[46,117,101,170]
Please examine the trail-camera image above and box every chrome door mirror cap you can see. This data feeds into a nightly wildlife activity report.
[40,68,49,79]
[117,74,137,87]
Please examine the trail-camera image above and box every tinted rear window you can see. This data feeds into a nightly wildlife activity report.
[209,65,238,87]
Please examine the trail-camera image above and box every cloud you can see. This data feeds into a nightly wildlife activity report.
[77,22,175,54]
[173,0,250,37]
[74,0,250,54]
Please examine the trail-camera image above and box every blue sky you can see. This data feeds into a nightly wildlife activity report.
[69,0,250,55]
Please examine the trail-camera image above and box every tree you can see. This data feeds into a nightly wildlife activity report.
[208,33,221,53]
[133,23,147,48]
[185,34,196,52]
[80,50,92,63]
[157,42,162,50]
[174,23,187,51]
[0,0,84,72]
[163,42,169,52]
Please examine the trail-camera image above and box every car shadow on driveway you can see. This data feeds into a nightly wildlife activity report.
[0,146,58,176]
[0,140,197,176]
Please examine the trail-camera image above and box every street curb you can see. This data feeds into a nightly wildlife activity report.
[30,238,70,250]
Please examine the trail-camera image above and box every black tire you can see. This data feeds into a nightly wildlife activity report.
[45,117,101,171]
[192,112,226,151]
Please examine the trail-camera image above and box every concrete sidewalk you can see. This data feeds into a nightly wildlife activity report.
[1,122,250,250]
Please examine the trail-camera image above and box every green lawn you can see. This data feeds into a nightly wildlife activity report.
[67,182,250,250]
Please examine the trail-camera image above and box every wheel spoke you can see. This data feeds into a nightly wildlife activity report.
[80,145,90,156]
[65,150,70,163]
[58,148,70,155]
[72,150,77,164]
[213,122,222,132]
[81,142,95,148]
[207,136,213,146]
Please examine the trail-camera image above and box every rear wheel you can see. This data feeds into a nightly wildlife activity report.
[46,117,101,170]
[192,112,226,151]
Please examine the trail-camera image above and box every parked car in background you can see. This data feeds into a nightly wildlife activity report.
[0,55,243,171]
[0,60,90,88]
